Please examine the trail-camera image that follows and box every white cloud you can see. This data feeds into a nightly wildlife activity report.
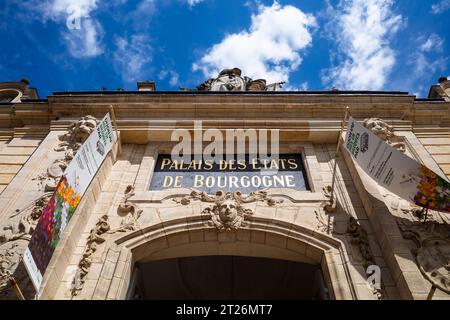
[187,0,204,6]
[420,34,444,52]
[192,2,316,84]
[20,0,103,58]
[62,19,103,58]
[407,34,447,96]
[113,34,153,83]
[159,69,180,87]
[322,0,403,90]
[299,82,309,91]
[283,81,308,91]
[431,0,450,14]
[128,0,156,30]
[45,0,98,20]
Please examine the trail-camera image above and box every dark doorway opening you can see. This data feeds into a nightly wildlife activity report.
[128,255,329,300]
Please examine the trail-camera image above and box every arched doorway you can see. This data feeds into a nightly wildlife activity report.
[128,255,329,300]
[104,215,356,300]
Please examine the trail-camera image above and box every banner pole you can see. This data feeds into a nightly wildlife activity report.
[426,285,436,300]
[329,106,350,206]
[9,277,25,300]
[109,105,122,155]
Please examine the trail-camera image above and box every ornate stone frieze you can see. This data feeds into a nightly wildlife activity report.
[346,217,383,299]
[326,217,383,299]
[197,68,284,91]
[0,115,99,298]
[314,185,337,234]
[0,193,52,244]
[346,217,376,266]
[0,193,51,299]
[315,208,334,234]
[114,185,143,233]
[176,190,283,231]
[35,115,98,192]
[362,118,406,152]
[71,186,142,296]
[71,215,110,296]
[322,185,337,213]
[397,219,450,294]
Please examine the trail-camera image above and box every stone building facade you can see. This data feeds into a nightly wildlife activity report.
[0,72,449,300]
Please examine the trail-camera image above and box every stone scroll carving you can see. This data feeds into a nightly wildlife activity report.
[197,68,284,92]
[71,215,110,297]
[0,193,52,299]
[397,219,450,294]
[114,185,143,233]
[35,115,98,192]
[314,185,337,234]
[362,118,405,152]
[326,217,383,299]
[71,186,142,296]
[346,217,383,300]
[315,209,334,235]
[322,185,336,213]
[175,189,283,231]
[346,217,376,267]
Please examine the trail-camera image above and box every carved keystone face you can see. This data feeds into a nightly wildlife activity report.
[218,199,238,222]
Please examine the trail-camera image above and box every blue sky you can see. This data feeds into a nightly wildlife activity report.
[1,0,449,98]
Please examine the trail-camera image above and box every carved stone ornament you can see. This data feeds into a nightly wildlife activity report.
[315,208,334,234]
[314,185,337,234]
[314,209,385,298]
[397,219,450,294]
[176,189,282,231]
[0,193,51,299]
[34,115,99,192]
[197,68,284,92]
[347,217,383,299]
[71,215,110,296]
[346,217,376,267]
[114,185,143,233]
[322,185,337,213]
[71,186,142,296]
[0,115,98,298]
[362,118,406,152]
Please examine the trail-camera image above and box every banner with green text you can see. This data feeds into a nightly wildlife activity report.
[344,117,450,213]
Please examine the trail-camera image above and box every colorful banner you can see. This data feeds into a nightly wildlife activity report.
[344,117,450,213]
[24,113,116,291]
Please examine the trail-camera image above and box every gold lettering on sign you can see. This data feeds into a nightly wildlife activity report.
[288,159,298,169]
[163,176,173,188]
[169,160,178,170]
[161,158,171,170]
[252,158,260,170]
[219,160,227,170]
[204,160,213,170]
[174,176,182,187]
[194,175,204,187]
[237,159,246,170]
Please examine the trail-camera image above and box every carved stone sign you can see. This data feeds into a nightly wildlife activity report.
[149,154,310,194]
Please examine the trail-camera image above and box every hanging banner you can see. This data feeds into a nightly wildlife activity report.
[24,113,116,291]
[344,117,450,213]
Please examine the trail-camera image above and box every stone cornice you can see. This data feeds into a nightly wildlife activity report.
[0,94,448,137]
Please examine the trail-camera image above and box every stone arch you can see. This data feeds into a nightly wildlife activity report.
[0,89,22,103]
[92,214,356,300]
